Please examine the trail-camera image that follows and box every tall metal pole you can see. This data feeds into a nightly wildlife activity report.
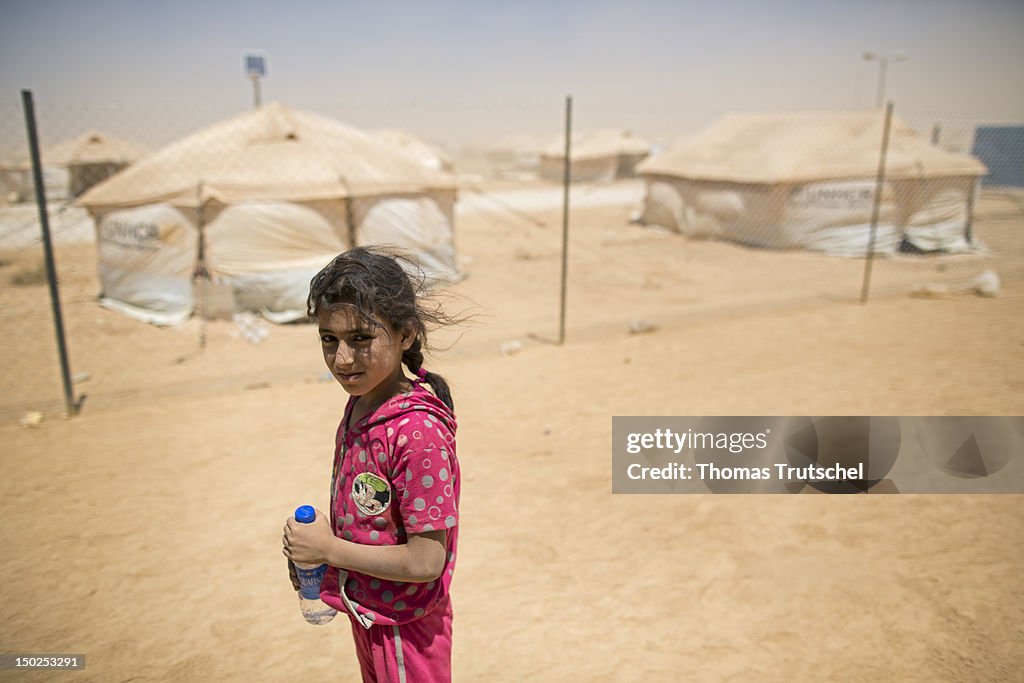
[863,51,905,110]
[251,75,262,109]
[861,101,894,304]
[21,89,78,416]
[558,95,572,345]
[874,57,888,109]
[194,182,207,349]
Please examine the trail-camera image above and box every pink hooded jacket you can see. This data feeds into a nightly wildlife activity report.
[321,378,460,627]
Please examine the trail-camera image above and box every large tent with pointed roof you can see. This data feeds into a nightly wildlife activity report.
[636,111,987,256]
[539,129,652,183]
[43,130,150,198]
[78,103,460,324]
[3,130,148,203]
[469,133,554,180]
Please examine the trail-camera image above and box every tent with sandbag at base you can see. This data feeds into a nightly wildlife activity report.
[635,111,987,256]
[77,102,461,325]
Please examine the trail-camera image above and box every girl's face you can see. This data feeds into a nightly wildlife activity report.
[317,305,413,407]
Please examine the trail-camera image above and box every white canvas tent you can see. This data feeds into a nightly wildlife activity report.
[78,103,460,325]
[0,159,34,205]
[44,131,150,198]
[12,130,149,201]
[0,153,69,204]
[540,129,651,183]
[475,133,554,180]
[3,130,147,203]
[636,112,987,256]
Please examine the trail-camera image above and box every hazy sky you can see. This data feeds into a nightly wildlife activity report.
[1,0,1022,148]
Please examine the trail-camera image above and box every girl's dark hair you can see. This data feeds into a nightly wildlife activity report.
[308,246,455,410]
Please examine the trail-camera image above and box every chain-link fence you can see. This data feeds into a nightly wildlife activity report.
[2,98,1022,325]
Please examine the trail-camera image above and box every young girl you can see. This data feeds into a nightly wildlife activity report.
[283,247,460,682]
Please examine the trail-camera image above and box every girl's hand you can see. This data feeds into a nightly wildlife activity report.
[282,508,333,565]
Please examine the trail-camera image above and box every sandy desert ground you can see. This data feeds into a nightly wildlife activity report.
[1,184,1022,682]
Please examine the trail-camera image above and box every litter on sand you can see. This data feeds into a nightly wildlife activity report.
[628,319,659,335]
[233,312,270,344]
[499,340,523,356]
[18,411,43,428]
[911,269,1000,299]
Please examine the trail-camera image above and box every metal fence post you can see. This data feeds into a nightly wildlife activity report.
[861,101,894,304]
[558,95,572,345]
[21,89,79,416]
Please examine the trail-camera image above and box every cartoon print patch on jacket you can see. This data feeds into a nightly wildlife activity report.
[351,471,391,515]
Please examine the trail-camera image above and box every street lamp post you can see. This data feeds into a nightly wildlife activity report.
[863,50,907,108]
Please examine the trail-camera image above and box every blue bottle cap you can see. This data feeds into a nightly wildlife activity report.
[295,505,316,524]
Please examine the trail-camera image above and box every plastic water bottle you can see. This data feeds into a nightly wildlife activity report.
[293,505,337,625]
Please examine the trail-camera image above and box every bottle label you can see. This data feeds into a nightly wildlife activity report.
[295,564,328,600]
